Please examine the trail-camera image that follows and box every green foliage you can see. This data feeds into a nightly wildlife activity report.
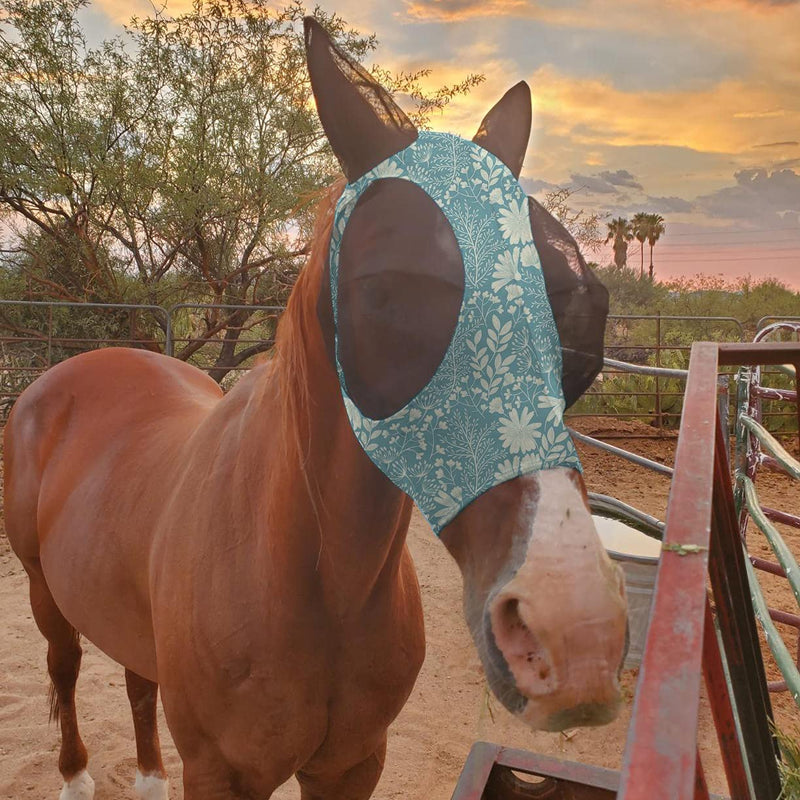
[593,268,800,335]
[0,0,481,380]
[663,273,800,330]
[593,263,669,313]
[775,724,800,799]
[569,269,800,432]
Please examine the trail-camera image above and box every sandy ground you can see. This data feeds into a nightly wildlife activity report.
[1,417,799,799]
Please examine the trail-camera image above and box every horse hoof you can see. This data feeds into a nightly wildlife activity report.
[135,770,169,800]
[59,770,95,800]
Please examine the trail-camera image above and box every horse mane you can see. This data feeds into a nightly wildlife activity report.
[274,177,346,461]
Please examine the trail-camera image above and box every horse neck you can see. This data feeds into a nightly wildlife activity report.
[246,284,414,618]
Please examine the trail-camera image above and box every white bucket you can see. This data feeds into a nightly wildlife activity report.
[593,515,661,669]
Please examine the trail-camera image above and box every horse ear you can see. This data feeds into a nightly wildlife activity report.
[472,82,532,179]
[304,17,418,182]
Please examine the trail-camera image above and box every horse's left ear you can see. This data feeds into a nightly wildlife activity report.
[304,17,418,182]
[473,82,532,179]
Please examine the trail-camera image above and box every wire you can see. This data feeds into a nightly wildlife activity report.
[662,227,800,238]
[627,239,800,249]
[656,255,800,263]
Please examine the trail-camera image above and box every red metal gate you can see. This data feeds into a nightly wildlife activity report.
[452,340,800,800]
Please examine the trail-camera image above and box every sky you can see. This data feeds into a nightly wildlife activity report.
[83,0,800,289]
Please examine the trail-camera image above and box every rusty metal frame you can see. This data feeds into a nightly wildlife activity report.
[451,742,619,800]
[452,742,728,800]
[617,342,796,798]
[452,341,800,800]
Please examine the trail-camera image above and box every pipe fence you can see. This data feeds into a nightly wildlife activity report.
[1,301,798,434]
[732,321,800,699]
[569,314,797,435]
[0,300,281,412]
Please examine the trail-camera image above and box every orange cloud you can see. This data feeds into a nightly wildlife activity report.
[404,0,533,22]
[526,66,800,159]
[395,57,799,191]
[399,0,670,28]
[93,0,198,24]
[402,0,800,49]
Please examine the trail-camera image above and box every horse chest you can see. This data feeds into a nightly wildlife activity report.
[307,584,425,765]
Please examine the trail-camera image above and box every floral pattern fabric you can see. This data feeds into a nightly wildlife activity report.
[330,131,582,533]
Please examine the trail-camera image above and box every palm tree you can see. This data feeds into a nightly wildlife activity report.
[645,213,666,281]
[605,217,633,270]
[631,212,649,279]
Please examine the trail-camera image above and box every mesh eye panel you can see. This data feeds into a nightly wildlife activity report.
[337,179,465,420]
[528,197,609,408]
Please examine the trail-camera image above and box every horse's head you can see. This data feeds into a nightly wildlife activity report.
[305,18,627,731]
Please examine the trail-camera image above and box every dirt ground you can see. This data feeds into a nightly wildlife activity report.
[1,417,799,799]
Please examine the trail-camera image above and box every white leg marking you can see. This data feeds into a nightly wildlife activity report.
[135,769,170,800]
[59,770,95,800]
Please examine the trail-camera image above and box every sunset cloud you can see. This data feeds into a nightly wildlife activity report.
[569,173,626,195]
[644,196,695,214]
[75,0,800,285]
[522,66,800,164]
[599,170,642,189]
[698,0,800,7]
[404,0,531,21]
[697,168,800,221]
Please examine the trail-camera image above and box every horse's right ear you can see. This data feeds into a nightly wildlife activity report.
[304,17,418,182]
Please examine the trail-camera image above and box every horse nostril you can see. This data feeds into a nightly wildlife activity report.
[492,595,533,650]
[490,594,556,696]
[497,597,523,633]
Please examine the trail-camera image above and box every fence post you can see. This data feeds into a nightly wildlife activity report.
[716,375,729,436]
[717,374,730,465]
[165,307,174,358]
[655,312,662,431]
[47,304,53,368]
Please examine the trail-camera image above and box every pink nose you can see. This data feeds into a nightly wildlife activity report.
[490,596,557,696]
[488,582,625,730]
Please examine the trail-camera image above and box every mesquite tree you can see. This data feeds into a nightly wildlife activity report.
[0,0,481,380]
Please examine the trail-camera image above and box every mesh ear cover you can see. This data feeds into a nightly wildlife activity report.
[304,18,417,181]
[472,81,531,179]
[528,197,608,408]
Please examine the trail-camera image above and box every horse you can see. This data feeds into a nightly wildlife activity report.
[2,19,627,800]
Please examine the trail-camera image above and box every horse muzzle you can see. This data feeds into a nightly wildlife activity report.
[440,469,629,732]
[479,562,627,731]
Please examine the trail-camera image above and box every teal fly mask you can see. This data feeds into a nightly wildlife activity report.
[330,132,579,531]
[306,19,608,533]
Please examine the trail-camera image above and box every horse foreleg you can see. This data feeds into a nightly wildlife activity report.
[125,668,169,799]
[181,752,264,800]
[296,738,387,800]
[26,564,94,800]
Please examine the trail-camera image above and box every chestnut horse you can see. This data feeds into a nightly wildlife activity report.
[3,19,626,800]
